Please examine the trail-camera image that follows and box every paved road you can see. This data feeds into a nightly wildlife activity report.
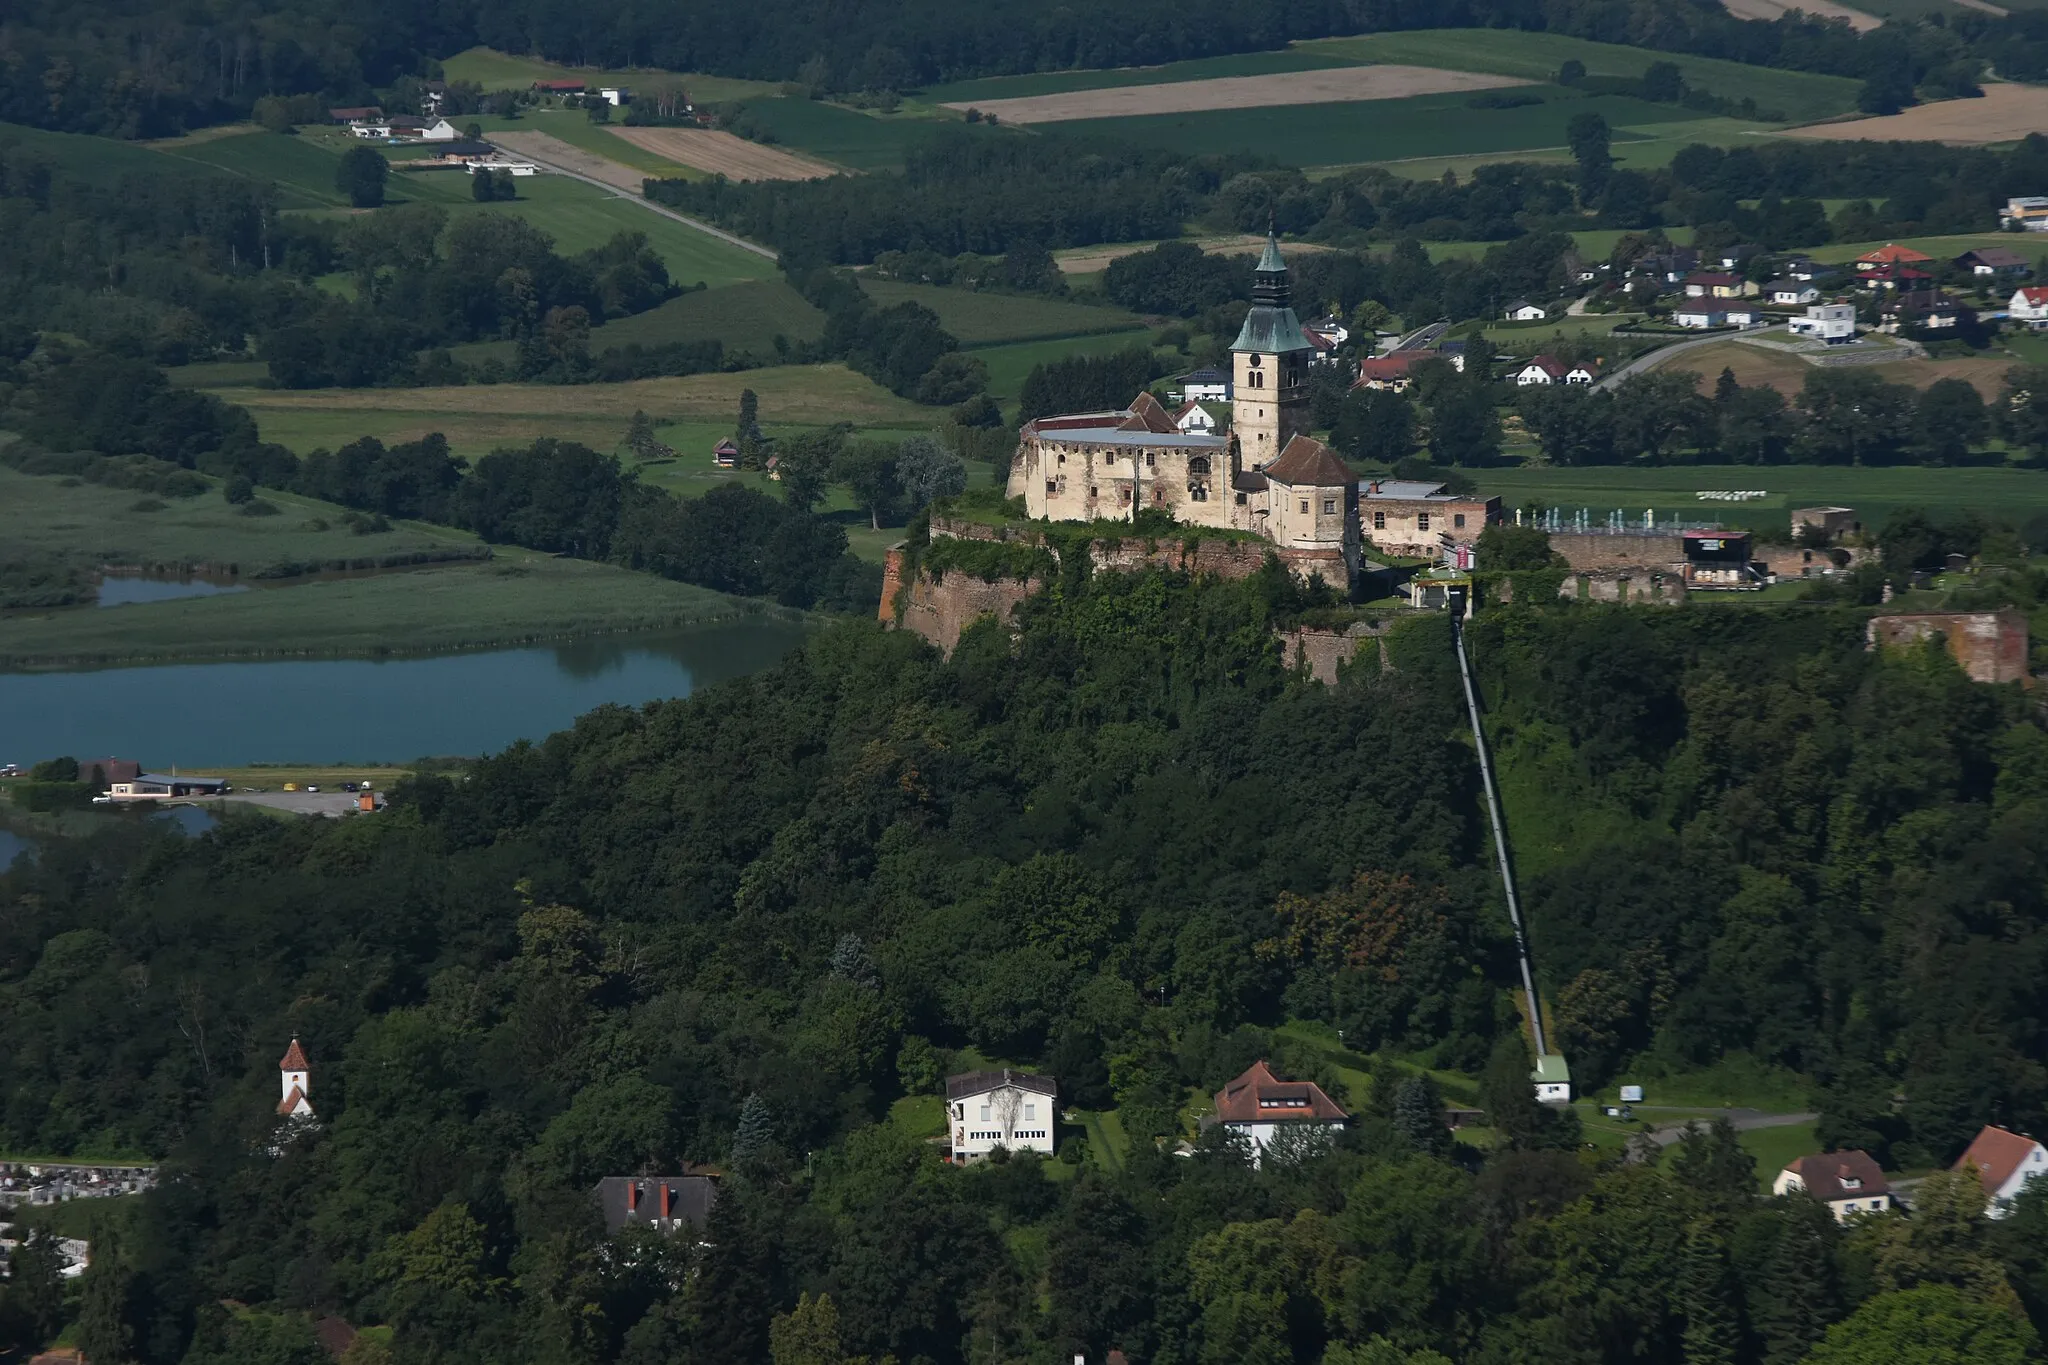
[1591,331,1740,391]
[1637,1106,1820,1148]
[179,792,369,818]
[1391,320,1451,353]
[493,137,779,263]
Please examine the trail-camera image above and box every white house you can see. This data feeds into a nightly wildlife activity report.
[946,1069,1056,1161]
[1767,281,1821,306]
[1514,354,1596,387]
[278,1038,314,1119]
[1789,302,1857,343]
[1954,1125,2048,1218]
[1179,367,1231,402]
[1673,306,1729,329]
[1211,1060,1348,1161]
[1532,1054,1571,1104]
[1174,400,1220,434]
[1774,1150,1894,1222]
[469,160,539,177]
[1504,299,1547,321]
[2002,196,2048,231]
[598,86,631,106]
[349,120,393,139]
[2011,286,2048,329]
[419,119,461,142]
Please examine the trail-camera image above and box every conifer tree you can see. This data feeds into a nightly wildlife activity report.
[1749,1203,1839,1365]
[1393,1075,1452,1157]
[731,1093,776,1168]
[1679,1220,1738,1365]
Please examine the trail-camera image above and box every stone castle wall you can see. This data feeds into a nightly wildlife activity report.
[1868,609,2030,684]
[1275,622,1393,683]
[1548,532,1686,572]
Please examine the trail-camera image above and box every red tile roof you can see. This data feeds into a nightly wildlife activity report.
[280,1038,309,1070]
[1353,354,1419,385]
[2018,287,2048,306]
[1858,243,1934,266]
[277,1085,309,1116]
[1953,1125,2045,1196]
[1122,391,1181,435]
[1261,435,1354,488]
[1213,1060,1349,1124]
[1784,1149,1890,1202]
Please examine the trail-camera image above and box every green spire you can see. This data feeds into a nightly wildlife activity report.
[1257,232,1286,275]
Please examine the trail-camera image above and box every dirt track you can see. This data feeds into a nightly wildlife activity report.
[1720,0,1882,31]
[607,127,838,181]
[942,65,1529,125]
[1784,82,2048,143]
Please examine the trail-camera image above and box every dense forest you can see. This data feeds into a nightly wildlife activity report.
[3,562,2048,1364]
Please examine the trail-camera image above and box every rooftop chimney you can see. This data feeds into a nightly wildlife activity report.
[627,1182,639,1213]
[659,1183,672,1220]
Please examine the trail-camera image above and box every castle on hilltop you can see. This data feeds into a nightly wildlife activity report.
[1006,235,1361,588]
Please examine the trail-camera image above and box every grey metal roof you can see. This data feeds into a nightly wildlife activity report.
[1363,480,1453,500]
[946,1068,1057,1100]
[1038,426,1227,449]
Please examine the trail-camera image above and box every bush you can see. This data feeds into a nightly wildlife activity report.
[14,781,95,812]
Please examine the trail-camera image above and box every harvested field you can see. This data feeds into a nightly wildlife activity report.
[1785,82,2048,142]
[608,127,838,180]
[490,130,645,191]
[943,65,1528,125]
[1653,339,2012,399]
[1721,0,1882,30]
[1053,233,1334,275]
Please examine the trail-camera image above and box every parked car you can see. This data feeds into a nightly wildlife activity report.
[91,795,113,805]
[341,782,358,792]
[305,784,320,793]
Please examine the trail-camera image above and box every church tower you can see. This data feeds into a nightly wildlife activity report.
[1230,234,1313,470]
[278,1037,313,1119]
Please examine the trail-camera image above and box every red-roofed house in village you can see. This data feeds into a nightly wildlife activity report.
[2011,286,2048,330]
[1513,355,1597,386]
[1953,1125,2048,1217]
[1773,1150,1894,1221]
[278,1038,313,1119]
[1857,243,1934,272]
[1354,353,1422,391]
[1210,1060,1348,1161]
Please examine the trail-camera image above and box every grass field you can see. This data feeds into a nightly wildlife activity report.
[0,121,220,186]
[727,97,1003,172]
[1810,231,2039,266]
[1300,30,1863,124]
[968,333,1159,407]
[858,279,1149,345]
[1053,88,1703,169]
[437,47,776,104]
[468,111,701,179]
[150,129,355,208]
[1479,463,2048,533]
[924,50,1356,103]
[453,279,829,368]
[204,364,935,457]
[1365,115,1781,179]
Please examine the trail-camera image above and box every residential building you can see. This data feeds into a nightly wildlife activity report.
[1173,400,1220,434]
[2011,286,2048,329]
[1504,299,1547,321]
[1684,272,1754,299]
[1009,237,1360,587]
[1305,315,1351,346]
[1354,353,1421,391]
[1788,302,1857,343]
[1303,327,1342,368]
[1957,247,2031,277]
[1211,1060,1348,1160]
[278,1038,313,1119]
[1532,1054,1571,1104]
[597,86,631,106]
[1361,479,1501,558]
[1179,367,1231,402]
[947,1069,1057,1161]
[1436,340,1470,373]
[1779,255,1825,281]
[1513,354,1595,386]
[593,1175,716,1235]
[1766,280,1821,306]
[1672,306,1729,329]
[1774,1150,1895,1221]
[329,106,382,124]
[2002,196,2048,230]
[1953,1125,2048,1217]
[349,120,393,139]
[418,119,461,142]
[468,160,539,177]
[1880,291,1968,334]
[1859,263,1932,292]
[1717,243,1765,270]
[1857,243,1935,273]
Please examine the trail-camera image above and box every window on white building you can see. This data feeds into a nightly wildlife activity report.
[980,1103,991,1122]
[1322,499,1335,515]
[1299,500,1309,514]
[1454,513,1466,528]
[1373,511,1385,529]
[1418,513,1430,531]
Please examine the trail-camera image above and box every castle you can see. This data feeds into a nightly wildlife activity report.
[1006,235,1361,588]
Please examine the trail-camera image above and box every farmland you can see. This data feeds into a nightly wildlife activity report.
[942,65,1529,125]
[857,279,1149,345]
[1298,30,1864,124]
[1639,337,2019,401]
[969,333,1162,407]
[1720,0,1883,30]
[718,98,1004,172]
[0,121,219,186]
[1053,87,1702,168]
[436,47,776,105]
[485,126,693,188]
[451,278,827,369]
[607,126,838,180]
[201,364,935,458]
[1785,83,2048,143]
[922,50,1356,103]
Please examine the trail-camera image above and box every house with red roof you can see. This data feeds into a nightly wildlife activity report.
[1857,243,1934,271]
[1953,1125,2048,1217]
[1211,1060,1348,1161]
[1773,1150,1894,1221]
[712,438,740,468]
[1354,353,1422,391]
[1513,355,1597,387]
[2011,285,2048,329]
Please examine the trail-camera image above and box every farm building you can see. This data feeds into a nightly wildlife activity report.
[712,439,740,468]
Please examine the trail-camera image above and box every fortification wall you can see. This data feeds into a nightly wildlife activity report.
[892,565,1042,656]
[1549,532,1685,572]
[1275,621,1393,683]
[1868,609,2030,684]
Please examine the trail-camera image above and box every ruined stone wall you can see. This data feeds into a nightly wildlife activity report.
[893,568,1042,656]
[1549,532,1686,572]
[1275,621,1394,683]
[1867,609,2030,684]
[1564,571,1689,605]
[1756,543,1867,579]
[877,548,906,625]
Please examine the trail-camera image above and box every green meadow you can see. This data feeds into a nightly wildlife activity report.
[449,278,828,369]
[921,49,1354,103]
[1055,88,1702,169]
[726,98,1002,171]
[968,333,1160,407]
[436,47,776,104]
[858,279,1150,345]
[0,121,217,186]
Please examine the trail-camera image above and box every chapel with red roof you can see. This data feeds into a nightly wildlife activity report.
[1006,235,1360,588]
[278,1037,314,1119]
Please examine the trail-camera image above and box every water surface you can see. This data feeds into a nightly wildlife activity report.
[0,827,34,866]
[0,619,808,766]
[97,574,249,607]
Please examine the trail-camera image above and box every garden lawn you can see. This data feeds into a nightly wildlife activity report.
[859,279,1149,344]
[1300,30,1862,123]
[1052,88,1701,169]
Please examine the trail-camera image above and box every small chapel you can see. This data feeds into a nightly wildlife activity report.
[1006,234,1361,588]
[278,1037,314,1119]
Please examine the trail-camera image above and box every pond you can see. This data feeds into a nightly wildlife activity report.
[0,826,34,866]
[0,619,810,767]
[96,573,250,608]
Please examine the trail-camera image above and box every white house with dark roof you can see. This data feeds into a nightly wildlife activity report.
[1953,1125,2048,1217]
[947,1069,1056,1161]
[1774,1150,1894,1221]
[1504,299,1548,321]
[593,1175,716,1235]
[1179,368,1231,402]
[1174,400,1220,435]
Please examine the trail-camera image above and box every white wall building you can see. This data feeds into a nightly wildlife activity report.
[1954,1125,2048,1218]
[1211,1060,1348,1161]
[1774,1151,1894,1222]
[947,1069,1055,1161]
[1788,303,1857,342]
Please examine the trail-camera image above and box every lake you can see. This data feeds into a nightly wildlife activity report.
[0,827,33,865]
[0,620,810,766]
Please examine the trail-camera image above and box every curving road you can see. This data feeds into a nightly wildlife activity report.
[1591,330,1743,391]
[491,134,779,263]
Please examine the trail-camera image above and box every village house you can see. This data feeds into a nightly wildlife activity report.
[1716,243,1765,270]
[1532,1054,1571,1104]
[1858,263,1933,292]
[349,119,393,139]
[1512,354,1596,386]
[1354,353,1422,391]
[1503,299,1548,321]
[593,1175,717,1235]
[1775,1150,1894,1221]
[712,439,739,468]
[1765,280,1821,307]
[1684,271,1755,300]
[278,1038,313,1119]
[1788,302,1858,343]
[1672,305,1731,329]
[1857,243,1934,275]
[1361,479,1501,558]
[1210,1060,1348,1161]
[2002,196,2048,231]
[947,1069,1056,1161]
[468,159,539,177]
[1173,400,1220,434]
[1779,255,1825,281]
[1953,1125,2048,1218]
[597,86,632,106]
[1179,367,1231,402]
[1957,247,2031,277]
[2011,285,2048,329]
[1010,237,1360,587]
[1879,291,1967,334]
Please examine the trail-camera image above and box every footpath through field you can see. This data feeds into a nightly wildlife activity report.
[488,131,779,262]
